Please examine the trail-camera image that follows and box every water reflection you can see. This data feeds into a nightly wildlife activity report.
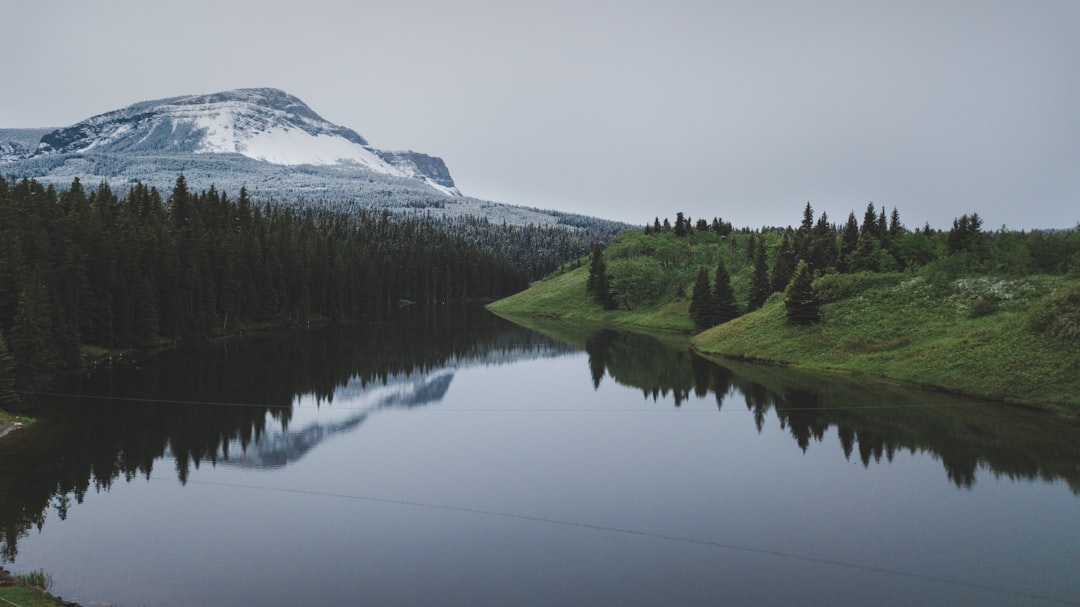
[2,309,1078,569]
[0,307,572,562]
[567,319,1080,494]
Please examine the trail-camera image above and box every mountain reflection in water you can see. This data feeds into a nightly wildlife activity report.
[1,308,1077,572]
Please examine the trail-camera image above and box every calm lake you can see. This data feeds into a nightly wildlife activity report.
[1,307,1078,606]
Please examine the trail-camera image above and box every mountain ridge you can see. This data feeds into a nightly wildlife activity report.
[1,87,462,197]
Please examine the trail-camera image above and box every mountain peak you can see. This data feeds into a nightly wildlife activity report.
[1,88,461,196]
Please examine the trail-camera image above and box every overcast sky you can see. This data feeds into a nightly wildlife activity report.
[3,0,1078,229]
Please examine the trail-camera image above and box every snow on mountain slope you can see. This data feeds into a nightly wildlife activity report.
[25,88,415,177]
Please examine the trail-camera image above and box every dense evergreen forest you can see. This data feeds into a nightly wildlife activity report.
[0,175,533,399]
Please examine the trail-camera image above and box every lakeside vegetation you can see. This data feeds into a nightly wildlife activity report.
[490,205,1080,412]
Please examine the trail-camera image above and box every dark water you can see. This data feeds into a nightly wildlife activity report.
[1,307,1078,606]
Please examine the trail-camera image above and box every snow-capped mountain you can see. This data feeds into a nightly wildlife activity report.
[1,88,634,251]
[1,88,460,196]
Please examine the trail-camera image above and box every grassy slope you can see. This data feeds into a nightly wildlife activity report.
[489,229,766,333]
[487,264,695,332]
[490,229,1079,412]
[691,273,1080,412]
[0,585,69,607]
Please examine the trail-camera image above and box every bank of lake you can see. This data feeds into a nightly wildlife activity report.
[488,266,1080,415]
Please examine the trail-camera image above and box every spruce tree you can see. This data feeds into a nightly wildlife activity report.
[838,211,860,272]
[689,266,713,330]
[785,260,821,325]
[748,236,771,311]
[712,259,740,324]
[674,212,688,237]
[795,202,814,260]
[861,202,879,242]
[586,243,614,309]
[771,232,797,293]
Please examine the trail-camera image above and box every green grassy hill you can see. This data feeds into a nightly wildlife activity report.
[691,273,1080,412]
[489,228,1080,413]
[488,228,768,333]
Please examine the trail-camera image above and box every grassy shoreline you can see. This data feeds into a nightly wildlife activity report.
[490,269,1080,416]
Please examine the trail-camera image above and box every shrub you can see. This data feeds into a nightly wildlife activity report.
[968,294,1000,318]
[1027,283,1080,340]
[814,272,904,303]
[15,569,53,591]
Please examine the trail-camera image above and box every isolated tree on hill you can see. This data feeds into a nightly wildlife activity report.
[748,236,771,311]
[785,260,821,325]
[689,266,713,330]
[712,259,740,325]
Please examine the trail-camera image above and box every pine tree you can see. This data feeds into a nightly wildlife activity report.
[861,202,879,242]
[712,259,740,324]
[748,236,771,311]
[771,231,797,293]
[809,212,838,272]
[785,260,821,325]
[586,243,614,309]
[674,212,688,237]
[838,212,860,272]
[689,266,713,330]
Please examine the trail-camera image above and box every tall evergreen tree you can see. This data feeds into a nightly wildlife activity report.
[712,259,740,325]
[748,236,771,311]
[674,212,688,237]
[586,243,615,309]
[785,260,821,325]
[808,212,838,272]
[838,211,860,272]
[689,266,713,330]
[795,201,815,260]
[861,202,879,242]
[771,231,797,293]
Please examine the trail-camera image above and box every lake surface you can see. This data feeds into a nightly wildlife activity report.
[1,307,1078,606]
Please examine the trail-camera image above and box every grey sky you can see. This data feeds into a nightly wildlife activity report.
[3,0,1078,229]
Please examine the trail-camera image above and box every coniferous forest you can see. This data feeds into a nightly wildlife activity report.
[0,175,530,395]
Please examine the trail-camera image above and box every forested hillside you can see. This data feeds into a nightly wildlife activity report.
[489,204,1080,408]
[0,175,532,401]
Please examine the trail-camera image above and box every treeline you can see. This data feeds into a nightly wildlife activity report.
[417,213,627,280]
[587,202,1079,329]
[0,175,529,395]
